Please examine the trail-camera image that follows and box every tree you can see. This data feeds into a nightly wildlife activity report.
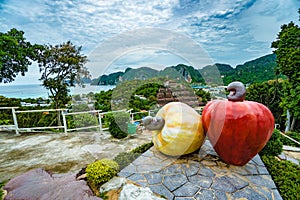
[37,41,89,124]
[0,28,42,83]
[195,88,211,104]
[271,13,300,131]
[246,80,285,129]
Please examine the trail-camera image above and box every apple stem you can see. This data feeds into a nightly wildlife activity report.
[227,81,246,102]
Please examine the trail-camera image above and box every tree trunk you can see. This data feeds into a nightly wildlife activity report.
[55,101,62,126]
[285,110,291,132]
[57,111,62,126]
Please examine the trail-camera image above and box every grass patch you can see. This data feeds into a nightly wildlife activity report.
[261,155,300,200]
[113,142,153,170]
[0,181,7,199]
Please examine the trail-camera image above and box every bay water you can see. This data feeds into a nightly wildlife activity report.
[0,84,115,99]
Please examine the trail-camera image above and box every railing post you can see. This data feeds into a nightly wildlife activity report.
[11,107,19,135]
[98,112,103,133]
[62,110,67,134]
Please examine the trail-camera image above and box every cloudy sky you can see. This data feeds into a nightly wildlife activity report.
[0,0,299,84]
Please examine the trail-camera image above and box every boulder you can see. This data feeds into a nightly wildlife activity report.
[99,176,126,193]
[4,168,102,200]
[119,183,165,200]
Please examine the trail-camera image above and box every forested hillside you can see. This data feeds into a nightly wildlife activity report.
[91,54,279,85]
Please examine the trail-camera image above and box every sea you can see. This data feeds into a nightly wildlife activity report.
[0,84,116,99]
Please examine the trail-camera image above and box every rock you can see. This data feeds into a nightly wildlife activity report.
[99,177,126,193]
[76,173,87,181]
[3,168,102,200]
[119,184,165,200]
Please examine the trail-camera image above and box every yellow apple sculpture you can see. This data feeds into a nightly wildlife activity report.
[143,102,205,156]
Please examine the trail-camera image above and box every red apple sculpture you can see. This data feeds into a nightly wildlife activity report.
[202,81,274,166]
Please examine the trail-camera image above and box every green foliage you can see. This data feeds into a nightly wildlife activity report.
[171,64,204,83]
[226,54,278,85]
[279,131,300,147]
[94,90,112,112]
[246,80,285,128]
[0,181,6,199]
[86,158,119,188]
[113,142,153,170]
[66,104,99,131]
[37,41,89,109]
[259,129,283,156]
[195,89,211,104]
[0,28,43,83]
[131,142,154,154]
[113,152,141,170]
[67,113,98,131]
[107,112,130,139]
[91,71,124,85]
[272,22,300,81]
[111,78,165,111]
[261,155,300,200]
[272,16,300,131]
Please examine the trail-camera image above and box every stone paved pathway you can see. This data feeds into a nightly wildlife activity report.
[118,140,282,200]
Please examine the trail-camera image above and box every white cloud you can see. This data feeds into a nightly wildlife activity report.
[0,0,299,85]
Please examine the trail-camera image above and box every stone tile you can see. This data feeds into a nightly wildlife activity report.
[117,171,134,178]
[120,163,137,174]
[181,163,199,177]
[244,175,276,189]
[136,164,164,174]
[214,190,228,200]
[272,189,283,200]
[233,187,267,200]
[210,165,230,175]
[132,156,160,166]
[149,185,174,200]
[127,173,147,187]
[141,150,155,158]
[194,189,214,200]
[188,175,213,189]
[197,166,215,177]
[211,176,236,193]
[145,173,163,185]
[162,164,184,175]
[251,154,266,167]
[163,174,188,191]
[175,197,194,200]
[230,163,259,176]
[252,185,273,199]
[257,166,270,175]
[173,182,200,197]
[222,174,249,190]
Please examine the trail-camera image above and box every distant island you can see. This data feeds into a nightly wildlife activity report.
[90,54,280,86]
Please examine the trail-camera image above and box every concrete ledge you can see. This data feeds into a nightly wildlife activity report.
[118,140,282,200]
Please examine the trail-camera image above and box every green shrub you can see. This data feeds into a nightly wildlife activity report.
[261,155,300,200]
[259,129,283,156]
[113,152,141,170]
[0,181,5,199]
[131,141,154,154]
[86,158,119,188]
[279,131,300,147]
[107,112,130,139]
[114,142,154,170]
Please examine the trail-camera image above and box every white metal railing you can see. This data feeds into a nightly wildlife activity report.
[62,109,128,134]
[0,107,19,134]
[15,108,67,134]
[130,110,152,123]
[0,107,154,135]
